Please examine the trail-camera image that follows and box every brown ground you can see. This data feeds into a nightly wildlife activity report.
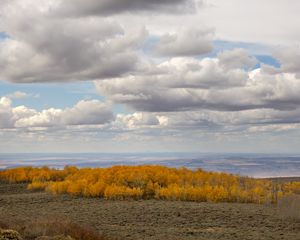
[0,183,299,240]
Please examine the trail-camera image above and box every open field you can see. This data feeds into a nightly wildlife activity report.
[267,177,300,183]
[0,183,299,240]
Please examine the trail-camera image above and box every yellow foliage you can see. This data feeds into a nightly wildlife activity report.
[86,181,107,197]
[281,182,300,194]
[0,166,77,183]
[27,181,48,190]
[104,184,143,200]
[1,165,299,204]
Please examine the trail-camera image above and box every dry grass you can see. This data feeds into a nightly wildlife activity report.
[277,194,300,220]
[0,217,114,240]
[1,183,300,240]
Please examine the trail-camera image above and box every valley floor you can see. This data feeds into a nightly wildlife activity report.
[0,183,299,240]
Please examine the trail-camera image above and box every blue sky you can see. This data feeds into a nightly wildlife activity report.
[0,81,101,110]
[0,32,9,40]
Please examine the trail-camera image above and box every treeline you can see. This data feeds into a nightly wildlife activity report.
[0,166,299,203]
[0,166,78,183]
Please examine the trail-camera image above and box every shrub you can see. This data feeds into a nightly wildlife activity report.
[104,185,143,200]
[0,217,112,240]
[277,194,300,220]
[0,229,22,240]
[27,181,48,191]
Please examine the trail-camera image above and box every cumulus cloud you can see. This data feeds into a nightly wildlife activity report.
[0,0,208,84]
[268,46,300,77]
[153,27,214,57]
[0,1,149,83]
[95,49,300,113]
[62,100,114,125]
[0,98,114,129]
[15,108,63,128]
[0,97,14,129]
[113,112,167,130]
[95,53,247,112]
[218,48,257,70]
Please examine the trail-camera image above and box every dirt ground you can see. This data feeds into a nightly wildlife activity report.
[0,183,299,240]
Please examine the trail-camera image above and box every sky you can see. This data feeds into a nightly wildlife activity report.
[0,0,300,153]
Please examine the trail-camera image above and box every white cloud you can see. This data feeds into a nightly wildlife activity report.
[0,98,114,129]
[62,100,114,125]
[114,112,164,130]
[218,48,257,70]
[0,97,14,129]
[7,91,29,99]
[153,27,214,57]
[271,45,300,77]
[15,108,63,128]
[0,1,149,83]
[95,48,300,113]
